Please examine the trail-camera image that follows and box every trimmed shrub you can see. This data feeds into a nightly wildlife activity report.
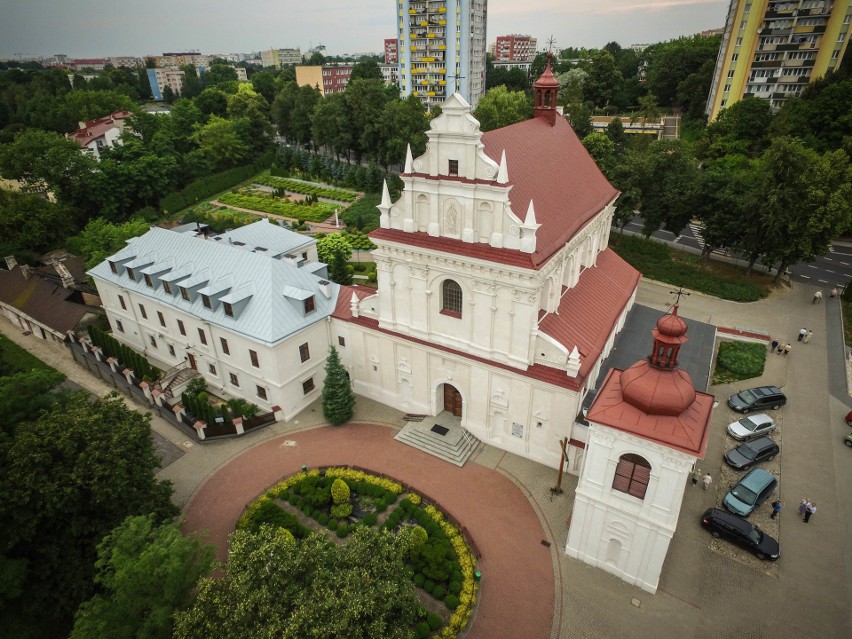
[331,478,351,504]
[327,519,339,531]
[449,580,462,596]
[432,585,446,600]
[444,594,460,610]
[714,340,766,383]
[423,579,435,594]
[415,622,431,639]
[413,573,425,587]
[330,503,353,519]
[317,513,329,526]
[336,523,350,538]
[362,512,378,527]
[426,613,442,631]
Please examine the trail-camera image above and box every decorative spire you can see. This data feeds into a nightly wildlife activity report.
[377,179,392,229]
[404,144,413,174]
[519,200,540,254]
[534,52,560,126]
[649,305,689,370]
[497,150,509,184]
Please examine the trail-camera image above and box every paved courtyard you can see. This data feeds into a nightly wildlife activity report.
[3,278,851,638]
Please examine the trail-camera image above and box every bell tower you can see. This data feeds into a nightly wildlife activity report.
[533,53,560,126]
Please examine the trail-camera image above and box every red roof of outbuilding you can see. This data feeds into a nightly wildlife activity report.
[67,110,132,147]
[481,116,619,267]
[587,366,714,458]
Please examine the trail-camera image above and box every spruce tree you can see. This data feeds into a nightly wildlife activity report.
[321,346,355,426]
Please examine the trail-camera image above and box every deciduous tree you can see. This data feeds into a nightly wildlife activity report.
[472,85,532,132]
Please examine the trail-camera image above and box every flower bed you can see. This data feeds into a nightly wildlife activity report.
[218,192,338,223]
[255,176,360,202]
[238,467,478,638]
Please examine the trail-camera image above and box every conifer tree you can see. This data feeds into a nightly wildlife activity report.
[321,346,355,425]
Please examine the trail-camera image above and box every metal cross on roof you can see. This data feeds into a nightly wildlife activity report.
[670,286,691,306]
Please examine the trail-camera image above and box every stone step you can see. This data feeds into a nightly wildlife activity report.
[394,424,480,467]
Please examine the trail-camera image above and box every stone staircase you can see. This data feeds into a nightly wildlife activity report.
[394,414,480,467]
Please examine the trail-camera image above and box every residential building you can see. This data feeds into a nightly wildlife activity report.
[66,110,133,159]
[147,67,186,100]
[261,48,302,68]
[706,0,851,120]
[397,0,488,110]
[88,219,334,420]
[493,34,537,62]
[108,56,143,68]
[385,38,399,63]
[492,60,532,74]
[68,58,108,71]
[295,64,355,95]
[381,63,400,86]
[0,254,101,343]
[153,52,215,68]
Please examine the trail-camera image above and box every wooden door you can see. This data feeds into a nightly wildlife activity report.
[187,353,197,370]
[443,384,462,417]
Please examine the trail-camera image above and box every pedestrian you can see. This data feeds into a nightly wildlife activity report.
[702,473,712,490]
[771,338,779,352]
[804,502,816,523]
[770,500,783,519]
[798,327,807,342]
[831,288,838,298]
[803,330,813,344]
[691,468,701,486]
[777,341,785,354]
[813,290,823,304]
[783,343,791,356]
[799,498,811,517]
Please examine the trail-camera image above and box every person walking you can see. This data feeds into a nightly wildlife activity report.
[799,498,811,518]
[813,290,823,304]
[770,500,783,519]
[804,502,816,523]
[831,287,838,299]
[702,473,713,490]
[803,330,813,344]
[798,328,807,341]
[783,343,791,356]
[777,341,785,354]
[771,338,779,352]
[691,468,701,486]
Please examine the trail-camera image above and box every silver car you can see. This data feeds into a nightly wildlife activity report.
[727,413,776,441]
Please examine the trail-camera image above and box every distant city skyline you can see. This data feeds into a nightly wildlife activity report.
[1,0,728,60]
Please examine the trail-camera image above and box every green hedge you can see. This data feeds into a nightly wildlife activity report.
[255,176,359,202]
[713,341,767,384]
[159,153,273,214]
[86,326,160,380]
[218,192,337,222]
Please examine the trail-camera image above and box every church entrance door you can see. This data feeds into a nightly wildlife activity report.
[443,384,462,417]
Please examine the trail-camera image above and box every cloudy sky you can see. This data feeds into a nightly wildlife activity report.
[1,0,729,59]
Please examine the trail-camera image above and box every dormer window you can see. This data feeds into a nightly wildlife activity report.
[448,159,459,176]
[144,273,153,288]
[180,287,190,301]
[202,294,212,309]
[223,302,234,317]
[126,267,135,281]
[163,281,172,294]
[109,261,117,274]
[304,295,316,314]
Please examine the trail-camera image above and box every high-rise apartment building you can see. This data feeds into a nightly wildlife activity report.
[260,48,302,68]
[385,38,399,64]
[397,0,487,110]
[706,0,851,121]
[493,34,537,62]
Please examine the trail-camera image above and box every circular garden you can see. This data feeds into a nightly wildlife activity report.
[236,467,479,639]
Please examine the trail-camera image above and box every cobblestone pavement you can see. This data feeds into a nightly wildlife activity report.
[3,276,852,639]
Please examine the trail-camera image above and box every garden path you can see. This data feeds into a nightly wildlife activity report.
[209,200,346,233]
[183,422,554,639]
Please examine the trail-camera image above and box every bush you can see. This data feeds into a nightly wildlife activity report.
[423,579,435,594]
[426,613,442,631]
[330,503,353,519]
[331,478,351,505]
[376,500,388,513]
[336,523,350,538]
[432,585,446,600]
[317,513,329,526]
[714,341,766,384]
[218,192,337,222]
[414,573,425,587]
[327,519,339,531]
[415,622,431,639]
[449,580,462,595]
[362,512,378,527]
[444,594,459,610]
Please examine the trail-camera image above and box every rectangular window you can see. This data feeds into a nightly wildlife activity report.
[304,296,315,314]
[118,295,126,310]
[229,372,239,387]
[116,320,124,332]
[302,377,315,394]
[126,267,135,281]
[198,328,207,345]
[338,336,346,347]
[208,363,216,374]
[256,385,268,400]
[223,302,234,317]
[180,287,190,301]
[727,69,735,78]
[138,304,147,319]
[220,337,230,355]
[144,273,153,287]
[250,349,259,368]
[109,261,117,274]
[202,294,211,309]
[177,319,186,336]
[168,344,175,357]
[157,311,166,327]
[448,159,459,176]
[149,335,157,348]
[299,343,310,362]
[163,281,172,294]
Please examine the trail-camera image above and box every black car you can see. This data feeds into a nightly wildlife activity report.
[700,508,780,561]
[727,386,787,413]
[724,436,780,470]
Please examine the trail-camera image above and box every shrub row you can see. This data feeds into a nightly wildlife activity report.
[218,192,337,222]
[87,325,159,380]
[255,175,359,202]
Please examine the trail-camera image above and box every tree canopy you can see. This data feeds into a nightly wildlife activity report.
[472,86,532,132]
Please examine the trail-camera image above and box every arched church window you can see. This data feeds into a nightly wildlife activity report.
[441,279,463,317]
[612,453,651,500]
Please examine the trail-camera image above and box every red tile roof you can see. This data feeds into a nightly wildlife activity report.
[538,249,641,383]
[481,116,619,267]
[587,367,714,458]
[67,110,132,147]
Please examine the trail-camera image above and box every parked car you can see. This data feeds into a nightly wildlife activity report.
[727,414,776,441]
[723,468,777,516]
[727,386,786,413]
[701,508,780,561]
[724,436,780,470]
[845,432,852,448]
[845,410,852,426]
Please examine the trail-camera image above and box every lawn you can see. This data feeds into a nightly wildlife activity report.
[609,234,773,302]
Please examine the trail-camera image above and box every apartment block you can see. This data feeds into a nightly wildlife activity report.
[385,38,399,63]
[295,64,354,95]
[397,0,487,110]
[493,34,537,62]
[261,48,302,68]
[706,0,851,120]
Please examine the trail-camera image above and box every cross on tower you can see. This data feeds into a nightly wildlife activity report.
[545,35,557,54]
[670,286,691,306]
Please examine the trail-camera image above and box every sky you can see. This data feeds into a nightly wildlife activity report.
[0,0,729,60]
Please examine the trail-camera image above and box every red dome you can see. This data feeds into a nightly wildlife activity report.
[656,308,688,338]
[620,360,697,416]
